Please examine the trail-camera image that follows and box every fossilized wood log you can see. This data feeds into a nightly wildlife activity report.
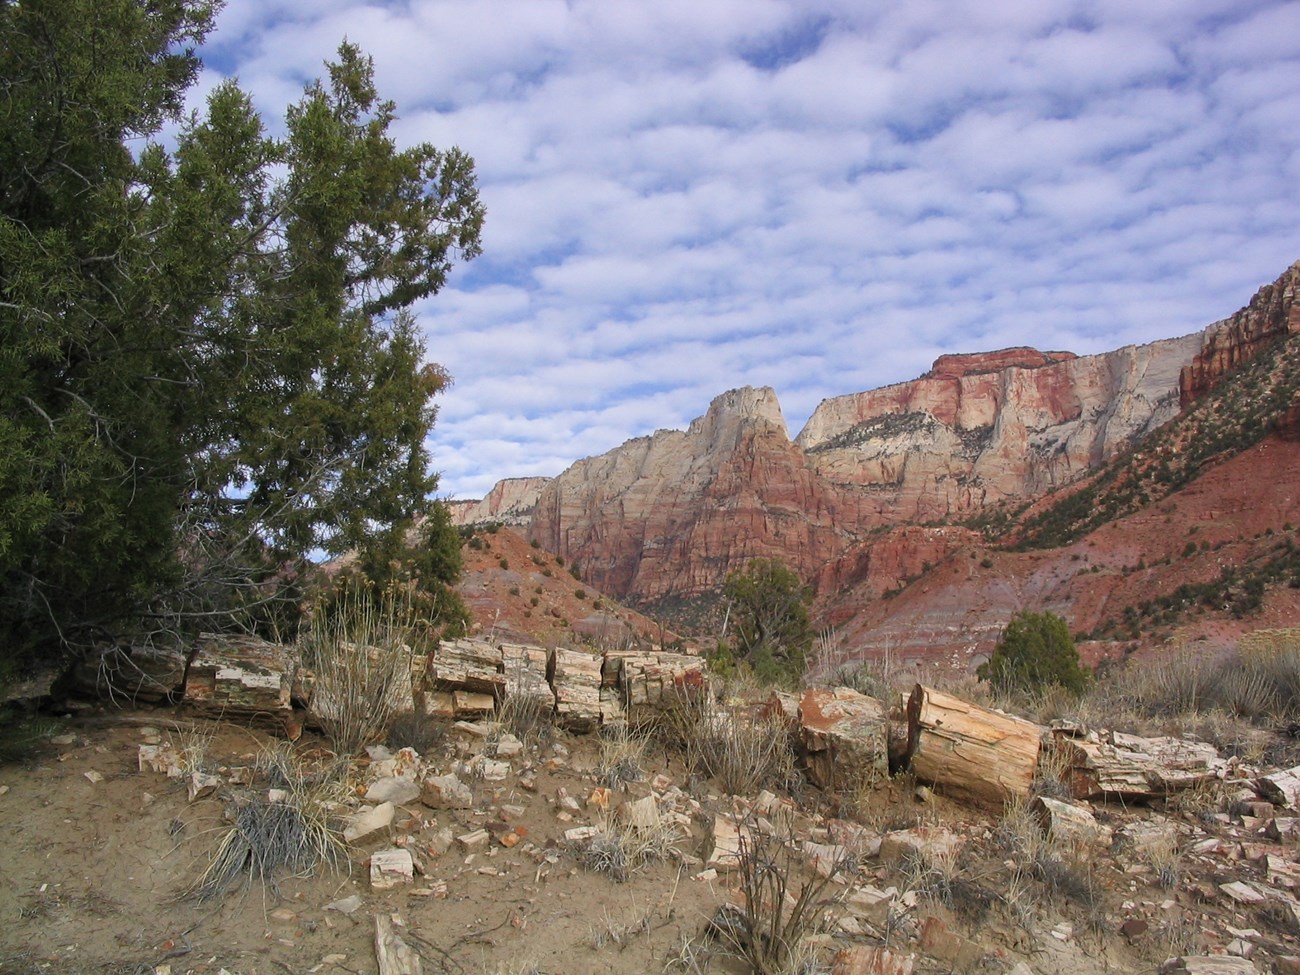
[68,642,187,703]
[905,684,1042,807]
[182,634,297,730]
[1257,764,1300,808]
[798,687,889,790]
[548,648,605,731]
[617,651,710,711]
[427,639,504,696]
[1059,730,1226,801]
[499,643,556,712]
[374,912,423,975]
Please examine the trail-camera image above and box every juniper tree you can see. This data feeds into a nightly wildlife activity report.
[0,0,484,665]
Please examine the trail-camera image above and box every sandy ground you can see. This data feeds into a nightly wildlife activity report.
[0,709,733,975]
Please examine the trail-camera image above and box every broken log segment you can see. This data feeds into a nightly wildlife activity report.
[905,684,1042,808]
[427,639,505,697]
[182,633,297,731]
[548,648,605,732]
[797,687,889,790]
[1058,729,1226,801]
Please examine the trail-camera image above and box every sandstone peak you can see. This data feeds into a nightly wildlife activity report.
[687,386,789,445]
[925,347,1077,379]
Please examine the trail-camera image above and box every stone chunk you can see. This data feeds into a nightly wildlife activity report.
[831,945,914,975]
[1031,795,1109,846]
[1159,957,1259,974]
[345,801,396,843]
[370,848,414,889]
[707,815,758,871]
[138,743,183,777]
[797,687,888,790]
[1220,881,1266,905]
[365,777,422,806]
[880,826,963,867]
[618,795,660,830]
[420,774,473,810]
[1258,764,1300,808]
[187,770,222,802]
[456,828,490,850]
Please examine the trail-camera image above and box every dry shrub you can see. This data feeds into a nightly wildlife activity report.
[1081,631,1300,733]
[579,811,678,883]
[725,826,843,975]
[595,723,649,790]
[189,742,348,901]
[1030,741,1073,799]
[994,797,1104,931]
[658,690,797,797]
[302,588,422,755]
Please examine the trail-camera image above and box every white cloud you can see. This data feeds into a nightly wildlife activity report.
[206,0,1300,498]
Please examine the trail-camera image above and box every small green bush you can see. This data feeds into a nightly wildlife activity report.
[978,610,1089,696]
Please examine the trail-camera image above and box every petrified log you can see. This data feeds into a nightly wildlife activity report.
[905,684,1042,807]
[1257,763,1300,808]
[616,651,710,711]
[183,633,297,730]
[1059,730,1225,801]
[68,641,187,703]
[499,643,556,713]
[797,687,889,790]
[548,648,605,731]
[427,639,504,696]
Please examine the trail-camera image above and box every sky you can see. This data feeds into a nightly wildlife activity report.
[199,0,1300,500]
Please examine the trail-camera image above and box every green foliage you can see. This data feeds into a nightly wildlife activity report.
[722,558,813,685]
[322,501,470,640]
[1014,326,1300,550]
[978,611,1089,696]
[0,1,483,667]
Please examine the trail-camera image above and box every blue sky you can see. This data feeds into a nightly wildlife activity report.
[199,0,1300,499]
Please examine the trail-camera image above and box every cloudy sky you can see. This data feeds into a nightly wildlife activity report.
[201,0,1300,499]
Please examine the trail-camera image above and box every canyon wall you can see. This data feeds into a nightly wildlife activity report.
[458,263,1300,611]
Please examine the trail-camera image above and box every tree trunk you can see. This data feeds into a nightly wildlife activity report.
[905,684,1042,808]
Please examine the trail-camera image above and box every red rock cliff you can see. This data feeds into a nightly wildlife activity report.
[1179,260,1300,406]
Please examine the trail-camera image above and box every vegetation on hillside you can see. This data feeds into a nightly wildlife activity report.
[0,0,483,670]
[977,610,1090,696]
[1013,329,1300,551]
[716,558,814,685]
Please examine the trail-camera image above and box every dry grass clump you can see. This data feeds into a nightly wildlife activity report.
[657,690,798,798]
[723,826,843,975]
[580,811,678,883]
[493,686,553,749]
[301,587,422,755]
[900,847,995,924]
[189,742,349,901]
[993,797,1106,934]
[595,723,649,790]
